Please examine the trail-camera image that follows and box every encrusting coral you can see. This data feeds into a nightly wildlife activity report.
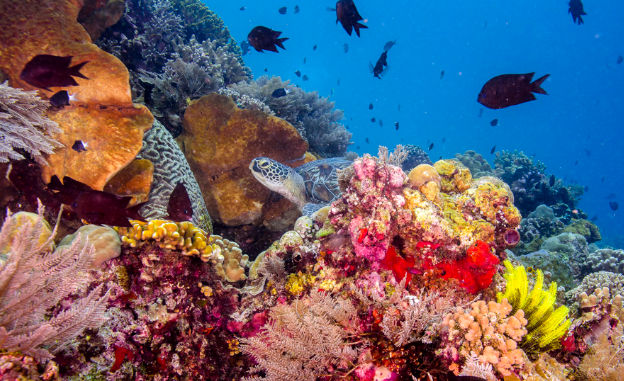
[115,219,249,283]
[497,260,571,352]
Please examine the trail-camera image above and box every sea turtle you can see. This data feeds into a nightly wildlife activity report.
[249,157,353,216]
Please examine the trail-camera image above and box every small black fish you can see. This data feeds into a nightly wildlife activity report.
[549,174,555,187]
[335,0,368,37]
[337,79,341,85]
[295,70,301,77]
[483,21,488,29]
[442,138,446,143]
[313,44,317,50]
[248,26,289,53]
[568,0,587,25]
[370,51,389,79]
[167,183,193,222]
[584,149,591,157]
[278,6,287,14]
[303,57,306,64]
[294,5,300,13]
[398,104,401,111]
[610,201,619,211]
[429,143,434,151]
[490,119,498,126]
[478,73,549,109]
[490,145,496,154]
[575,160,579,165]
[601,177,606,183]
[302,75,309,81]
[368,103,373,110]
[20,55,89,91]
[379,119,383,127]
[440,70,445,79]
[591,215,598,222]
[584,185,590,192]
[264,68,268,72]
[356,145,360,149]
[48,176,145,227]
[371,117,376,122]
[618,55,623,64]
[478,108,483,117]
[240,6,246,10]
[49,90,73,108]
[344,43,349,53]
[365,138,370,144]
[395,122,399,130]
[240,40,250,56]
[272,88,290,98]
[383,40,397,52]
[72,140,88,152]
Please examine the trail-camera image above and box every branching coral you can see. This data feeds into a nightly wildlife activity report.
[578,323,624,381]
[497,260,571,352]
[239,289,364,381]
[0,204,109,360]
[227,76,351,157]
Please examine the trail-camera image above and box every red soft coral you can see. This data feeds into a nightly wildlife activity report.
[424,240,499,294]
[381,246,415,283]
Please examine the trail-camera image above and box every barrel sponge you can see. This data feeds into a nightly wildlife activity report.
[58,225,121,268]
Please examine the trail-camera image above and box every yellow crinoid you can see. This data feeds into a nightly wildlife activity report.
[497,260,571,353]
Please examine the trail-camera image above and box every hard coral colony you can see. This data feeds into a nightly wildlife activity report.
[0,0,615,380]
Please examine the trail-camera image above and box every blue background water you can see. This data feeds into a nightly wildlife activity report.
[208,0,624,247]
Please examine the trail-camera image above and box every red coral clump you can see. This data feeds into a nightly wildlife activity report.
[423,240,499,294]
[381,246,416,283]
[111,345,134,372]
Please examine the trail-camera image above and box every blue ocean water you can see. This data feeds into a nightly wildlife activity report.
[209,0,624,247]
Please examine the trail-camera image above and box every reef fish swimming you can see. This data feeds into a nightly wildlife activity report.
[335,0,368,37]
[370,51,389,79]
[278,6,287,14]
[71,140,88,152]
[48,176,146,227]
[49,90,75,108]
[20,55,89,91]
[167,183,193,222]
[383,39,397,52]
[568,0,587,25]
[490,118,498,126]
[610,201,619,211]
[478,73,550,109]
[247,26,289,53]
[271,88,290,97]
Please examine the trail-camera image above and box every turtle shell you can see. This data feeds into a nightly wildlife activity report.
[296,158,352,204]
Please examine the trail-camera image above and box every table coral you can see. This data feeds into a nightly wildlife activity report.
[0,0,153,190]
[440,299,528,377]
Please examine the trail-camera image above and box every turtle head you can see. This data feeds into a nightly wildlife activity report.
[249,157,306,209]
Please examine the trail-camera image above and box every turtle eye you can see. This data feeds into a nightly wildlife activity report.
[259,160,269,168]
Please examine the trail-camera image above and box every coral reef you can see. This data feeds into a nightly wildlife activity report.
[400,144,433,172]
[57,224,121,268]
[541,232,589,281]
[0,82,63,165]
[0,205,109,360]
[60,221,251,380]
[563,219,601,243]
[103,158,154,206]
[455,150,495,178]
[566,271,624,304]
[226,76,352,157]
[514,204,564,255]
[179,93,308,226]
[137,120,212,232]
[516,249,575,290]
[588,248,624,275]
[0,0,154,190]
[139,36,250,134]
[493,150,583,217]
[77,0,125,41]
[114,219,248,282]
